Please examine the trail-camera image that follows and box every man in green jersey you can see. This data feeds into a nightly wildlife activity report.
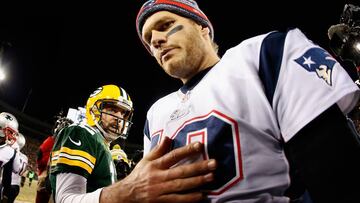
[50,84,217,203]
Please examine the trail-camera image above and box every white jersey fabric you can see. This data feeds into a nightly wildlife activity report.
[0,145,23,174]
[143,28,359,202]
[11,152,28,186]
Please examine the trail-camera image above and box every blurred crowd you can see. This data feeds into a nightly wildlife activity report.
[21,136,41,171]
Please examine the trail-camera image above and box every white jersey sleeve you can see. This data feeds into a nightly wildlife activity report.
[56,173,102,203]
[11,151,28,185]
[13,152,28,176]
[271,28,359,141]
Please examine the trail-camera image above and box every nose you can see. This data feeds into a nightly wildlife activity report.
[150,30,167,50]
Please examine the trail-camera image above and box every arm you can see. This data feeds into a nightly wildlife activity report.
[55,173,102,203]
[13,152,28,176]
[100,136,217,203]
[11,150,26,175]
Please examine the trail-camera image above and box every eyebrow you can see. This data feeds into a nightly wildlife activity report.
[143,18,173,43]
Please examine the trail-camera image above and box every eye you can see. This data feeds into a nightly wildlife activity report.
[159,21,174,31]
[143,20,175,45]
[108,109,116,113]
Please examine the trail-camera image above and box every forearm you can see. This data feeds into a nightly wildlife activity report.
[59,188,102,203]
[56,173,102,203]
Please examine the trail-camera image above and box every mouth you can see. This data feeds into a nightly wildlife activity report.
[108,124,119,132]
[160,48,175,63]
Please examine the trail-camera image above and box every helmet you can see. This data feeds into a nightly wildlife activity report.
[0,112,19,146]
[13,133,26,150]
[85,85,134,142]
[53,116,74,136]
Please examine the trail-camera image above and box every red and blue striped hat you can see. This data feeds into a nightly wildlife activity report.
[136,0,214,53]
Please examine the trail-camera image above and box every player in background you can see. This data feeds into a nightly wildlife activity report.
[136,0,360,202]
[49,84,134,203]
[5,133,28,203]
[0,112,26,202]
[50,84,216,203]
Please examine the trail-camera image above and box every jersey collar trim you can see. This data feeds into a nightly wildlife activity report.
[180,66,213,94]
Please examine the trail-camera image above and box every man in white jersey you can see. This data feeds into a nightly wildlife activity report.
[6,133,28,203]
[0,112,25,202]
[136,0,360,202]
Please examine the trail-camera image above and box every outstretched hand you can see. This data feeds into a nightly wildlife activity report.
[101,136,217,203]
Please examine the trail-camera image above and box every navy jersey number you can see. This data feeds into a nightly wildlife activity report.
[151,110,243,195]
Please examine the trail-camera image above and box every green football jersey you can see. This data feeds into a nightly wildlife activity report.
[49,124,116,194]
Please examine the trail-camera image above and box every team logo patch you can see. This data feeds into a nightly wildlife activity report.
[294,47,337,86]
[5,114,13,121]
[89,87,103,98]
[69,136,82,146]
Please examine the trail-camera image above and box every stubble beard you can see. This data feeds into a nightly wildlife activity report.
[164,43,202,80]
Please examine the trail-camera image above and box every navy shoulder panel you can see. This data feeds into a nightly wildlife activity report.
[144,119,150,140]
[259,31,287,105]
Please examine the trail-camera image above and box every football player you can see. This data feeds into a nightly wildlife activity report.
[136,0,360,202]
[50,84,134,202]
[0,112,26,201]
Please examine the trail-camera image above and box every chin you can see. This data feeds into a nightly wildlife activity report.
[164,61,183,77]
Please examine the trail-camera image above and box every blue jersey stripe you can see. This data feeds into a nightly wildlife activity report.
[259,31,287,105]
[144,119,150,140]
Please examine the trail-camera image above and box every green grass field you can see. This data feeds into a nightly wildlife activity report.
[15,179,37,203]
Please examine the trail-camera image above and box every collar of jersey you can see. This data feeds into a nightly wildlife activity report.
[180,66,213,94]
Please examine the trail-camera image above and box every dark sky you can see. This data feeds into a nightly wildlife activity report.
[0,0,353,146]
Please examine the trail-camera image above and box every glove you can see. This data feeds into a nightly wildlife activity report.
[111,144,130,165]
[111,144,131,180]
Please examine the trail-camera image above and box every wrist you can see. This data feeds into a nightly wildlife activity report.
[100,181,130,203]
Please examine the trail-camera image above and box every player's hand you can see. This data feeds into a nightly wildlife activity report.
[101,136,217,203]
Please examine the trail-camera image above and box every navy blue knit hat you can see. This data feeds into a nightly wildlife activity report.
[136,0,214,53]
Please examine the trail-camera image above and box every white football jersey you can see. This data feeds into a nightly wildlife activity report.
[143,28,359,202]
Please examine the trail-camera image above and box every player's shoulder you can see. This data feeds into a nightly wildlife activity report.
[0,145,15,162]
[56,123,101,146]
[231,28,305,50]
[0,145,15,155]
[222,30,271,59]
[61,123,97,137]
[222,28,308,61]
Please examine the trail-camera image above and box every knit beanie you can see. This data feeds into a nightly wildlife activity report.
[136,0,214,53]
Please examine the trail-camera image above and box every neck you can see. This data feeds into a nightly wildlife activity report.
[181,54,220,84]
